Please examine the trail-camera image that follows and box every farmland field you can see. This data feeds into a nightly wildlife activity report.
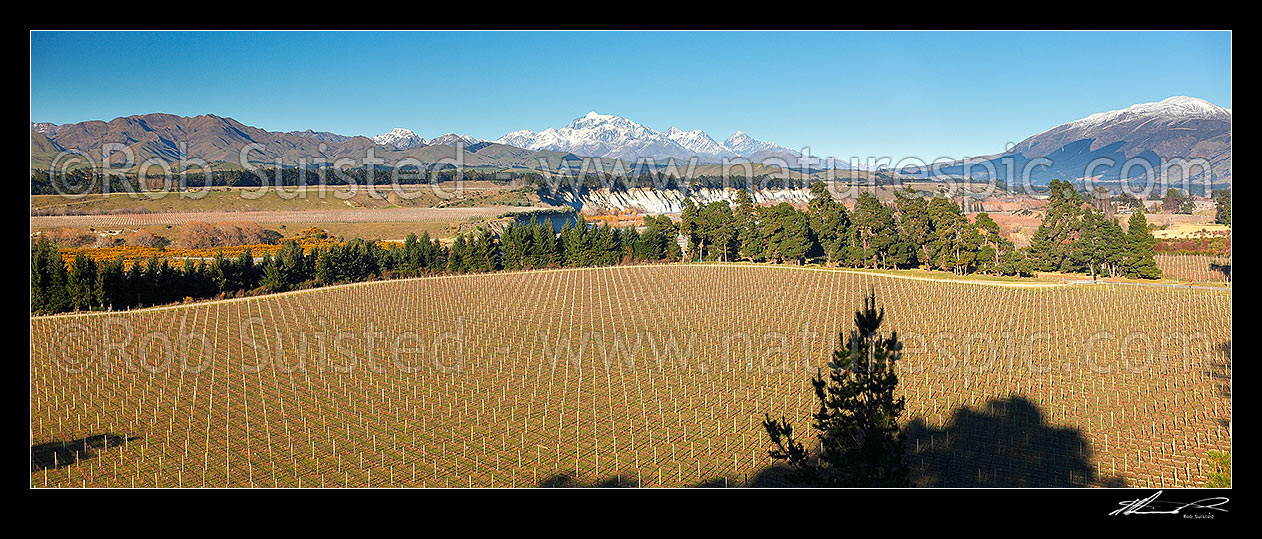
[30,183,539,215]
[30,207,529,229]
[30,264,1231,487]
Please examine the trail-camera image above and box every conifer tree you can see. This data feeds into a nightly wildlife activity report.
[1124,210,1161,279]
[807,181,849,266]
[764,291,909,487]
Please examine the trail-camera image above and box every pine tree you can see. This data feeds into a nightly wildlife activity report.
[680,198,702,261]
[807,180,849,266]
[1214,190,1231,226]
[848,193,900,269]
[699,201,737,262]
[973,212,1013,274]
[260,254,285,292]
[760,202,811,264]
[30,237,70,314]
[66,252,98,311]
[94,257,126,311]
[764,290,908,486]
[733,189,764,262]
[1028,179,1086,272]
[895,188,934,269]
[1123,210,1161,279]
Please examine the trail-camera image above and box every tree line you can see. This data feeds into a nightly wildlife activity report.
[677,180,1160,279]
[31,178,1164,315]
[31,216,683,315]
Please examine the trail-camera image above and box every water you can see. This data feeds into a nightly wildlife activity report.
[509,210,579,232]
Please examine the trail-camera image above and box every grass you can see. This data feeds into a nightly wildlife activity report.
[1205,451,1231,487]
[31,184,540,215]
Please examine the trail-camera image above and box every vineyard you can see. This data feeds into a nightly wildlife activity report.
[1155,254,1232,283]
[30,264,1231,487]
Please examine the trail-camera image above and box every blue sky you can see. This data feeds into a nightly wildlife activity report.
[30,31,1231,160]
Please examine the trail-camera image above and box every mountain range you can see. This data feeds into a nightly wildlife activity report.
[902,96,1231,185]
[371,128,484,150]
[31,96,1231,184]
[495,111,800,164]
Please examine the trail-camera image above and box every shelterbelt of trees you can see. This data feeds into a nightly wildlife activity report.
[30,179,1162,316]
[30,215,684,315]
[676,179,1161,280]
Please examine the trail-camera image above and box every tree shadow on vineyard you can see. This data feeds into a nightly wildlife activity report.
[903,396,1126,487]
[1210,341,1231,432]
[1209,262,1231,281]
[1210,341,1231,399]
[728,396,1126,488]
[536,471,639,488]
[31,433,140,472]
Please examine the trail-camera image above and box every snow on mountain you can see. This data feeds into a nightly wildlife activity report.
[1058,96,1230,133]
[426,133,485,147]
[664,126,734,159]
[912,96,1232,184]
[31,122,59,136]
[497,112,695,161]
[723,131,798,157]
[372,128,426,150]
[1012,96,1232,161]
[495,111,800,163]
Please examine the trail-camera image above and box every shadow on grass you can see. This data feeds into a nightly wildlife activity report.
[31,433,140,472]
[530,397,1133,488]
[1211,341,1231,399]
[902,396,1126,487]
[710,396,1128,488]
[536,471,639,488]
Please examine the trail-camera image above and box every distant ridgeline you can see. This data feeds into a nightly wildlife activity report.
[29,166,543,195]
[32,167,907,196]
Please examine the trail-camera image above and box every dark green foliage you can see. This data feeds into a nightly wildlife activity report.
[760,202,813,264]
[1072,211,1127,279]
[925,196,980,274]
[848,193,899,268]
[895,189,934,269]
[1028,179,1086,273]
[806,181,850,266]
[764,291,909,487]
[1214,190,1231,226]
[733,189,764,262]
[678,199,739,262]
[1123,210,1162,279]
[31,237,70,315]
[66,252,98,311]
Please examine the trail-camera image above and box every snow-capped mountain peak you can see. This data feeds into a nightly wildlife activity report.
[31,122,60,136]
[1063,96,1231,133]
[426,133,485,147]
[665,126,733,158]
[723,130,797,157]
[495,112,799,163]
[372,128,426,150]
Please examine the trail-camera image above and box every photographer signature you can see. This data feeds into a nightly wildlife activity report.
[1110,490,1229,516]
